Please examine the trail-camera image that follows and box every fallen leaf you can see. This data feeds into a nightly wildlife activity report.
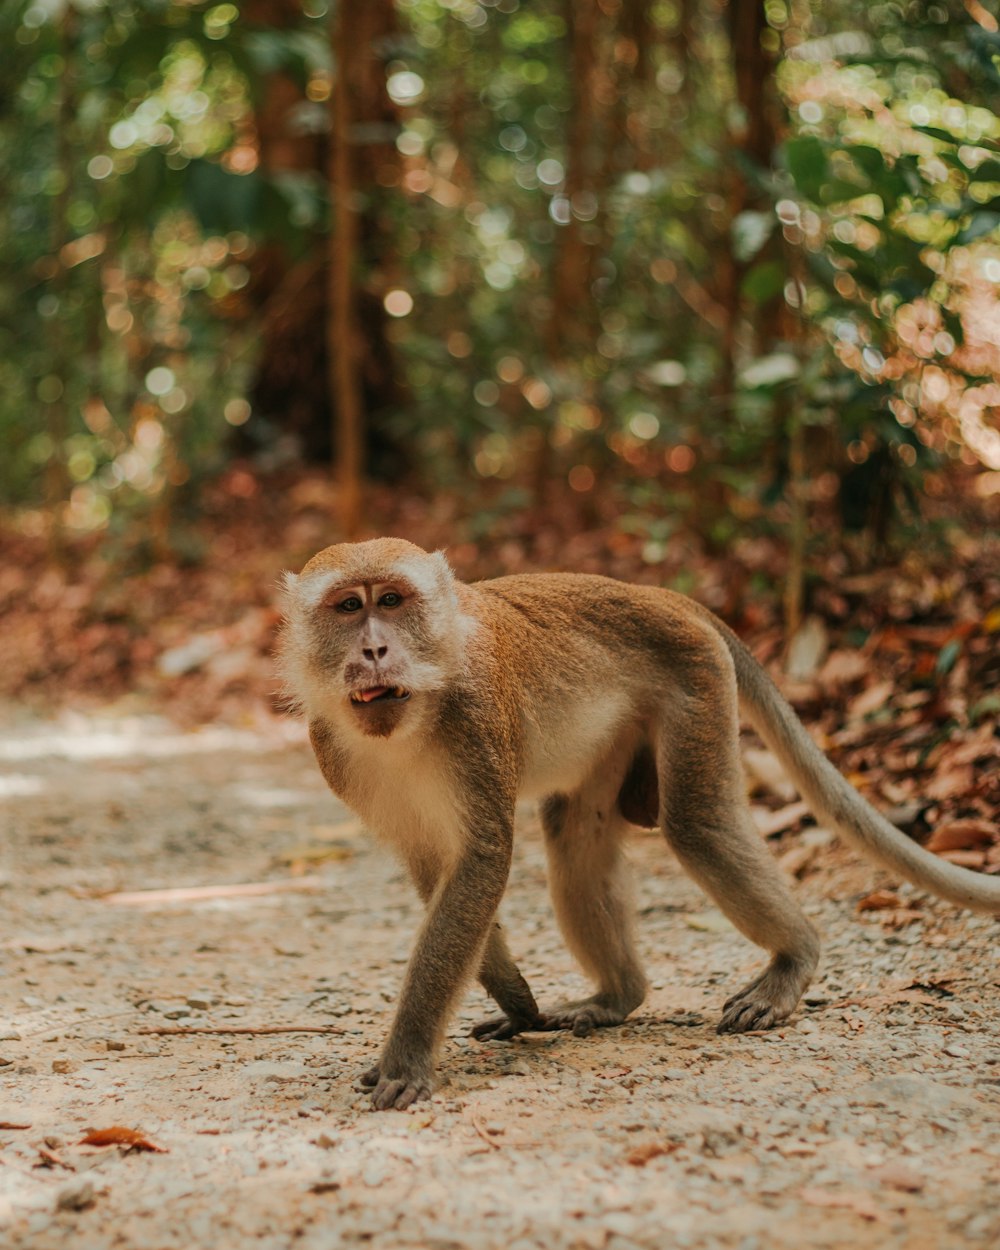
[79,1127,168,1153]
[848,681,894,720]
[924,765,975,802]
[936,849,987,869]
[35,1147,73,1171]
[627,1142,678,1166]
[857,889,901,912]
[785,615,829,681]
[743,747,797,802]
[870,1162,925,1193]
[309,1180,341,1194]
[818,649,870,687]
[777,843,821,878]
[925,818,998,853]
[751,800,810,838]
[684,911,736,934]
[0,1121,31,1130]
[277,844,353,866]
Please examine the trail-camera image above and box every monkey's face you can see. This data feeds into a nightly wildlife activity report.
[281,538,470,739]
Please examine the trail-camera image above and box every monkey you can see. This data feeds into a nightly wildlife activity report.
[279,537,1000,1110]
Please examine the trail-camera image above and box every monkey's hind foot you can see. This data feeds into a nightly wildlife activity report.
[360,1064,433,1111]
[716,956,811,1034]
[538,994,637,1039]
[470,1010,543,1042]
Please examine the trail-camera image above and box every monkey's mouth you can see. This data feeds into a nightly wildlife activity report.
[349,686,411,705]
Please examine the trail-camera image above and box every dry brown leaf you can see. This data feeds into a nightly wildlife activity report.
[79,1126,168,1153]
[751,800,810,838]
[870,1162,925,1193]
[857,889,902,912]
[34,1147,74,1170]
[777,843,821,878]
[627,1142,678,1166]
[818,649,870,687]
[743,747,797,802]
[925,818,999,853]
[925,765,975,802]
[0,1121,31,1130]
[848,681,894,720]
[785,616,829,681]
[937,849,987,869]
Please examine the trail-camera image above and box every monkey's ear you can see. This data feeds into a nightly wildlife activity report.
[278,570,299,609]
[432,549,455,579]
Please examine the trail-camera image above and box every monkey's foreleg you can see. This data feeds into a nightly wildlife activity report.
[364,836,513,1110]
[471,922,543,1041]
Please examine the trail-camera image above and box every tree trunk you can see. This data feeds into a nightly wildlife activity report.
[330,0,362,537]
[241,0,400,480]
[46,5,76,563]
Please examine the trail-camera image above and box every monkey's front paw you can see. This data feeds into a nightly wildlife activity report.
[717,965,802,1034]
[717,995,780,1033]
[371,1075,432,1111]
[359,1063,434,1110]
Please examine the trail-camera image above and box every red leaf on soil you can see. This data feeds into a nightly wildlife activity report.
[79,1126,168,1153]
[627,1142,678,1166]
[925,819,999,854]
[857,889,902,912]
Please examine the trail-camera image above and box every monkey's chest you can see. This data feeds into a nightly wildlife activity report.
[340,742,466,865]
[518,689,632,800]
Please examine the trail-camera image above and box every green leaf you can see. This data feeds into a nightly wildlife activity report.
[911,124,961,145]
[185,160,263,234]
[966,159,1000,182]
[742,259,785,304]
[935,639,962,677]
[784,135,828,202]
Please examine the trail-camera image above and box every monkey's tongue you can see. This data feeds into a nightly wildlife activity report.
[350,686,409,704]
[355,687,390,703]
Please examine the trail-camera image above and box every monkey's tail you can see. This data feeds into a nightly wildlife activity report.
[719,624,1000,914]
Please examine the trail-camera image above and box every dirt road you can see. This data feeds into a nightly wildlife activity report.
[1,711,998,1249]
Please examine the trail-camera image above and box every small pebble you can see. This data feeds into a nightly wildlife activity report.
[56,1180,95,1212]
[944,1043,970,1059]
[51,1059,76,1074]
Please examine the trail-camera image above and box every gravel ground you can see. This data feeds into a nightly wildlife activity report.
[1,711,998,1250]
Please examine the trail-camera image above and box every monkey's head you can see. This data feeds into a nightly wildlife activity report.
[280,538,471,739]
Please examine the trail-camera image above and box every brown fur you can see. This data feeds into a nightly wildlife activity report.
[280,538,1000,1110]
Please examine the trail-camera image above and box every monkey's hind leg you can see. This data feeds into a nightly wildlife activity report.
[655,683,820,1033]
[471,922,544,1041]
[534,790,649,1038]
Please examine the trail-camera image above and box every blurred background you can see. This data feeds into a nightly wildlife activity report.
[1,1,998,752]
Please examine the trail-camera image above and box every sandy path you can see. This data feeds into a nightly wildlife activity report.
[1,712,998,1249]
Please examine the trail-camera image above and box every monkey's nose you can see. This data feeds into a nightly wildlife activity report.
[363,644,388,662]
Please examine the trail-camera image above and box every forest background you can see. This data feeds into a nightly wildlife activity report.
[0,0,998,858]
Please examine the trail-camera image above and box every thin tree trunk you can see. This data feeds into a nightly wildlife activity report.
[329,0,363,538]
[46,6,76,563]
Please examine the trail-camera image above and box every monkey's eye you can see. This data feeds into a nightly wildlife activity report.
[378,591,403,608]
[336,595,364,613]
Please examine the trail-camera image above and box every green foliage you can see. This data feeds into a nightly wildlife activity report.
[2,0,999,544]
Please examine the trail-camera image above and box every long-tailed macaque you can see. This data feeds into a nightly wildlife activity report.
[280,538,1000,1110]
